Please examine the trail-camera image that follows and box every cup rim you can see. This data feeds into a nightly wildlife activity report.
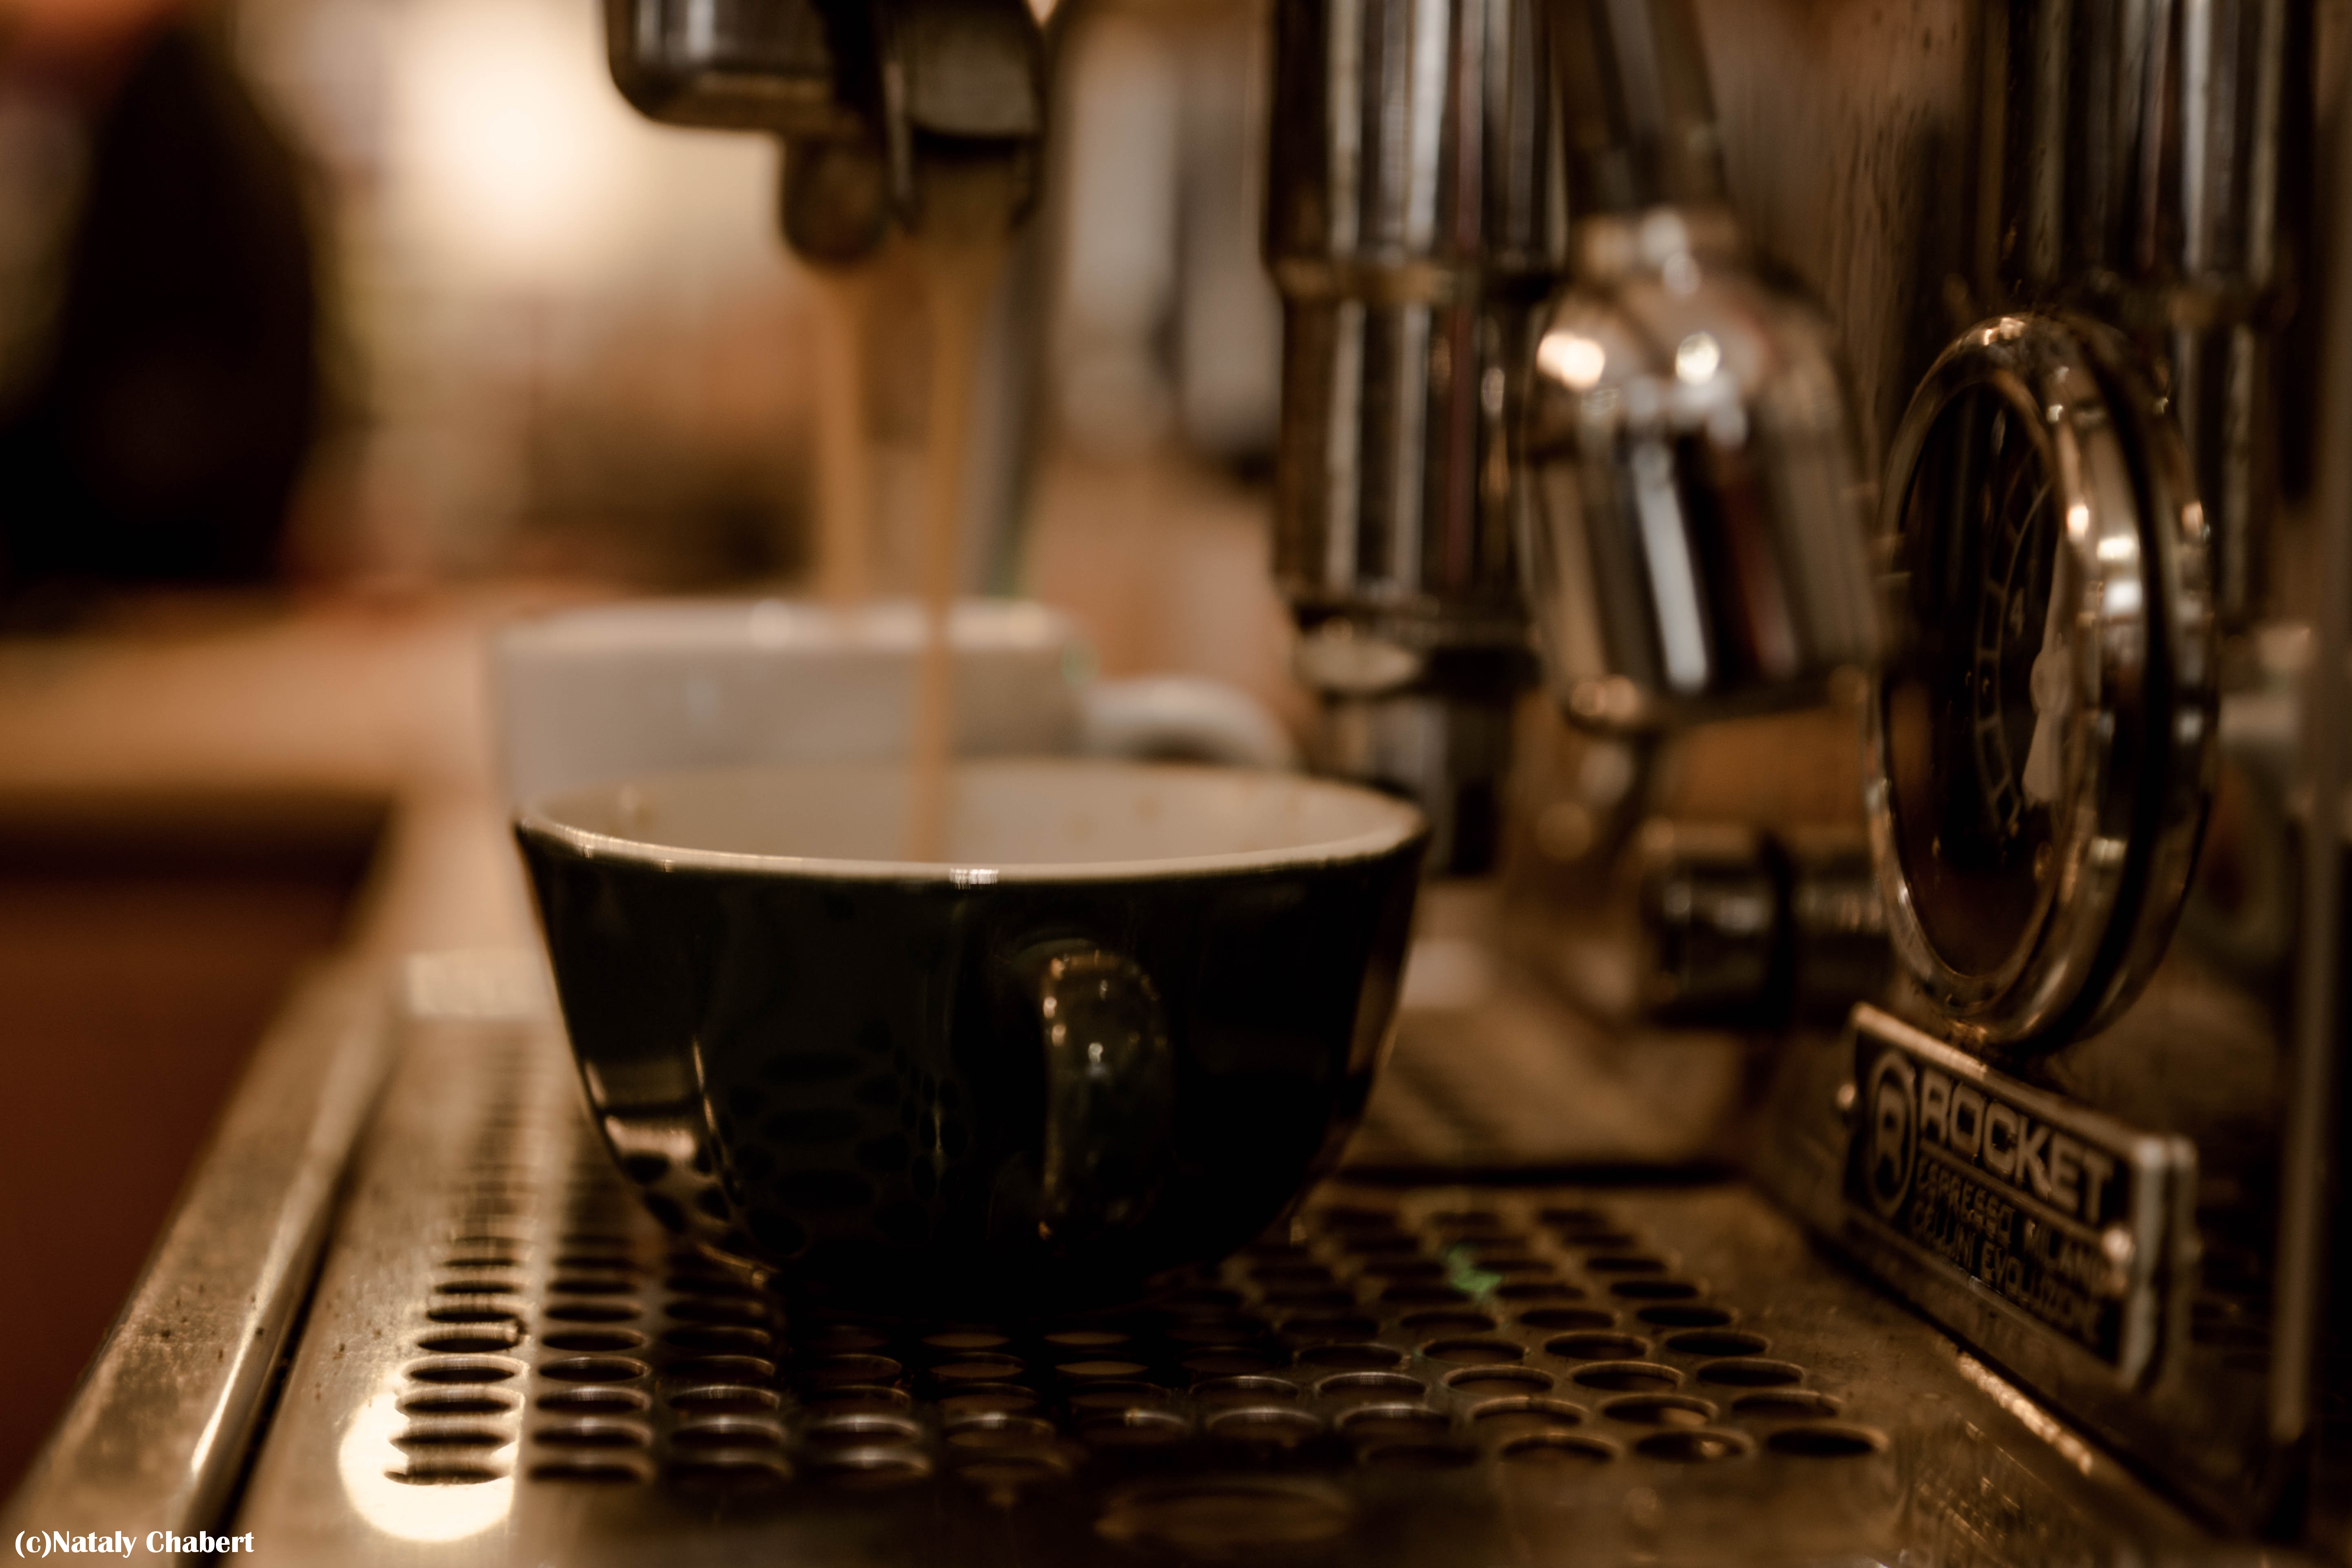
[515,758,1428,883]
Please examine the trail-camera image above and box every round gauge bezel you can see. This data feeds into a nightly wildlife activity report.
[1864,314,2216,1056]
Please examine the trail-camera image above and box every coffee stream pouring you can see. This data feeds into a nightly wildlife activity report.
[604,0,1884,879]
[606,0,1883,841]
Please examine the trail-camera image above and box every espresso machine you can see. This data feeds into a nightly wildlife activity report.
[6,0,2348,1561]
[1263,0,2348,1547]
[1260,0,2348,1548]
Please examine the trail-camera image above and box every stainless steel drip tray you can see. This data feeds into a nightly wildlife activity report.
[229,977,2224,1566]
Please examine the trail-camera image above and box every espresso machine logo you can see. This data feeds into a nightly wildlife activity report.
[1862,1050,1915,1219]
[1844,1010,2181,1376]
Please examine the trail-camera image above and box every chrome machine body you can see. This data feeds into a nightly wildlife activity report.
[1304,0,2343,1549]
[1262,0,1562,872]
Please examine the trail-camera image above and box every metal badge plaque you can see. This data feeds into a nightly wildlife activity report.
[1844,1005,2194,1384]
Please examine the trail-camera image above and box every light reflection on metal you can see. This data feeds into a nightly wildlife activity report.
[1673,331,1720,385]
[1538,331,1607,392]
[1952,1352,2099,1480]
[1973,0,2298,630]
[335,1391,515,1544]
[1518,2,1878,736]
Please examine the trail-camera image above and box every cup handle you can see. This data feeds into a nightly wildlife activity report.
[1026,945,1174,1243]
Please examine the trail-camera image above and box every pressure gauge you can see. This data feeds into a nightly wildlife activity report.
[1865,315,2217,1055]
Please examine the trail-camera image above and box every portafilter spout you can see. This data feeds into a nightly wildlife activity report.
[604,0,1045,262]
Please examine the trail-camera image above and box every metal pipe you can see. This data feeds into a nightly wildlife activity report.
[1976,0,2300,629]
[2267,35,2352,1462]
[1263,0,1564,872]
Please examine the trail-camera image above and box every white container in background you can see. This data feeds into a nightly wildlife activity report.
[493,597,1294,806]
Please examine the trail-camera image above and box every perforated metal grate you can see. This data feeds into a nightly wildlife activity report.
[233,995,2215,1565]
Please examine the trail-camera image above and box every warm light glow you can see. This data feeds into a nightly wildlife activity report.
[337,1391,515,1544]
[1674,331,1721,384]
[388,0,646,290]
[1537,330,1607,392]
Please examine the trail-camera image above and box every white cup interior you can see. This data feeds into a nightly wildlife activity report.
[523,759,1425,879]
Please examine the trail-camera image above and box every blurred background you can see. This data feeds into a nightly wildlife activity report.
[0,0,1299,625]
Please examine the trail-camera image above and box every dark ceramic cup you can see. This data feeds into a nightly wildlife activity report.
[516,758,1426,1312]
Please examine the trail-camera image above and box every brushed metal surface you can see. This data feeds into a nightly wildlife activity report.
[1,964,393,1553]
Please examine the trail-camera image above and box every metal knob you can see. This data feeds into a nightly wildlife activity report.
[1637,821,1889,1027]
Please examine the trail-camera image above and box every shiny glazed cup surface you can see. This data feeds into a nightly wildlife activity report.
[515,758,1427,1312]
